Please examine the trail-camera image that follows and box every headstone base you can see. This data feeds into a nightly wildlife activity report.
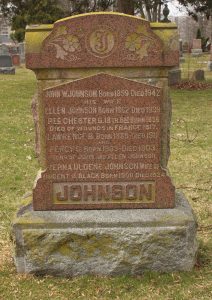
[12,191,198,276]
[191,49,202,56]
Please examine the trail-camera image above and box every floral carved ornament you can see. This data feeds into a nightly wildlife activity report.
[46,25,81,61]
[125,25,161,60]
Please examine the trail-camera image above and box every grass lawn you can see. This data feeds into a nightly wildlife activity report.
[0,66,211,300]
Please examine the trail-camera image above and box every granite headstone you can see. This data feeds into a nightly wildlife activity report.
[12,13,197,276]
[168,69,181,86]
[192,69,205,81]
[191,38,202,56]
[26,13,178,210]
[0,55,15,74]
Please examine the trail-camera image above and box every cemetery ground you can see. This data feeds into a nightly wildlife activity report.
[0,58,211,299]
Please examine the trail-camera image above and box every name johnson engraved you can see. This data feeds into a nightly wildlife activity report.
[53,182,155,203]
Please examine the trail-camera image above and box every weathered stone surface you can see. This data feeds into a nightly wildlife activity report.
[12,191,198,276]
[192,69,205,81]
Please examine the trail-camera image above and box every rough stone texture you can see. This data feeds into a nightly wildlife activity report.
[192,69,205,81]
[168,69,181,86]
[12,191,198,276]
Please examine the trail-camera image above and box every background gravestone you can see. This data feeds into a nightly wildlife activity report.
[12,13,197,276]
[0,44,9,55]
[168,68,181,86]
[192,69,205,81]
[0,55,15,74]
[0,55,12,67]
[191,38,202,56]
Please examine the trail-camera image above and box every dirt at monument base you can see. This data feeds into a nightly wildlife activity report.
[173,80,212,90]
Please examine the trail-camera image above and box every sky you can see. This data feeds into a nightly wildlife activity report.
[168,0,188,16]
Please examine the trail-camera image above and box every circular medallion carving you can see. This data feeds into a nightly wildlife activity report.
[87,26,115,58]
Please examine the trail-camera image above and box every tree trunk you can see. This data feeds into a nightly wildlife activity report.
[116,0,134,15]
[158,3,162,22]
[144,0,152,21]
[139,4,146,19]
[152,2,158,22]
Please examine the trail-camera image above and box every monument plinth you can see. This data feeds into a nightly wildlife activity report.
[12,12,197,275]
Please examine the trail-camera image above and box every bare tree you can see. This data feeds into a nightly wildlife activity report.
[107,0,166,21]
[58,0,167,21]
[58,0,115,15]
[134,0,164,22]
[116,0,134,15]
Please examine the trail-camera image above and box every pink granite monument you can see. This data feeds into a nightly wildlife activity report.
[12,13,197,276]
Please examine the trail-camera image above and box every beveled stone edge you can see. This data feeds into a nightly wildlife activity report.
[13,191,198,229]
